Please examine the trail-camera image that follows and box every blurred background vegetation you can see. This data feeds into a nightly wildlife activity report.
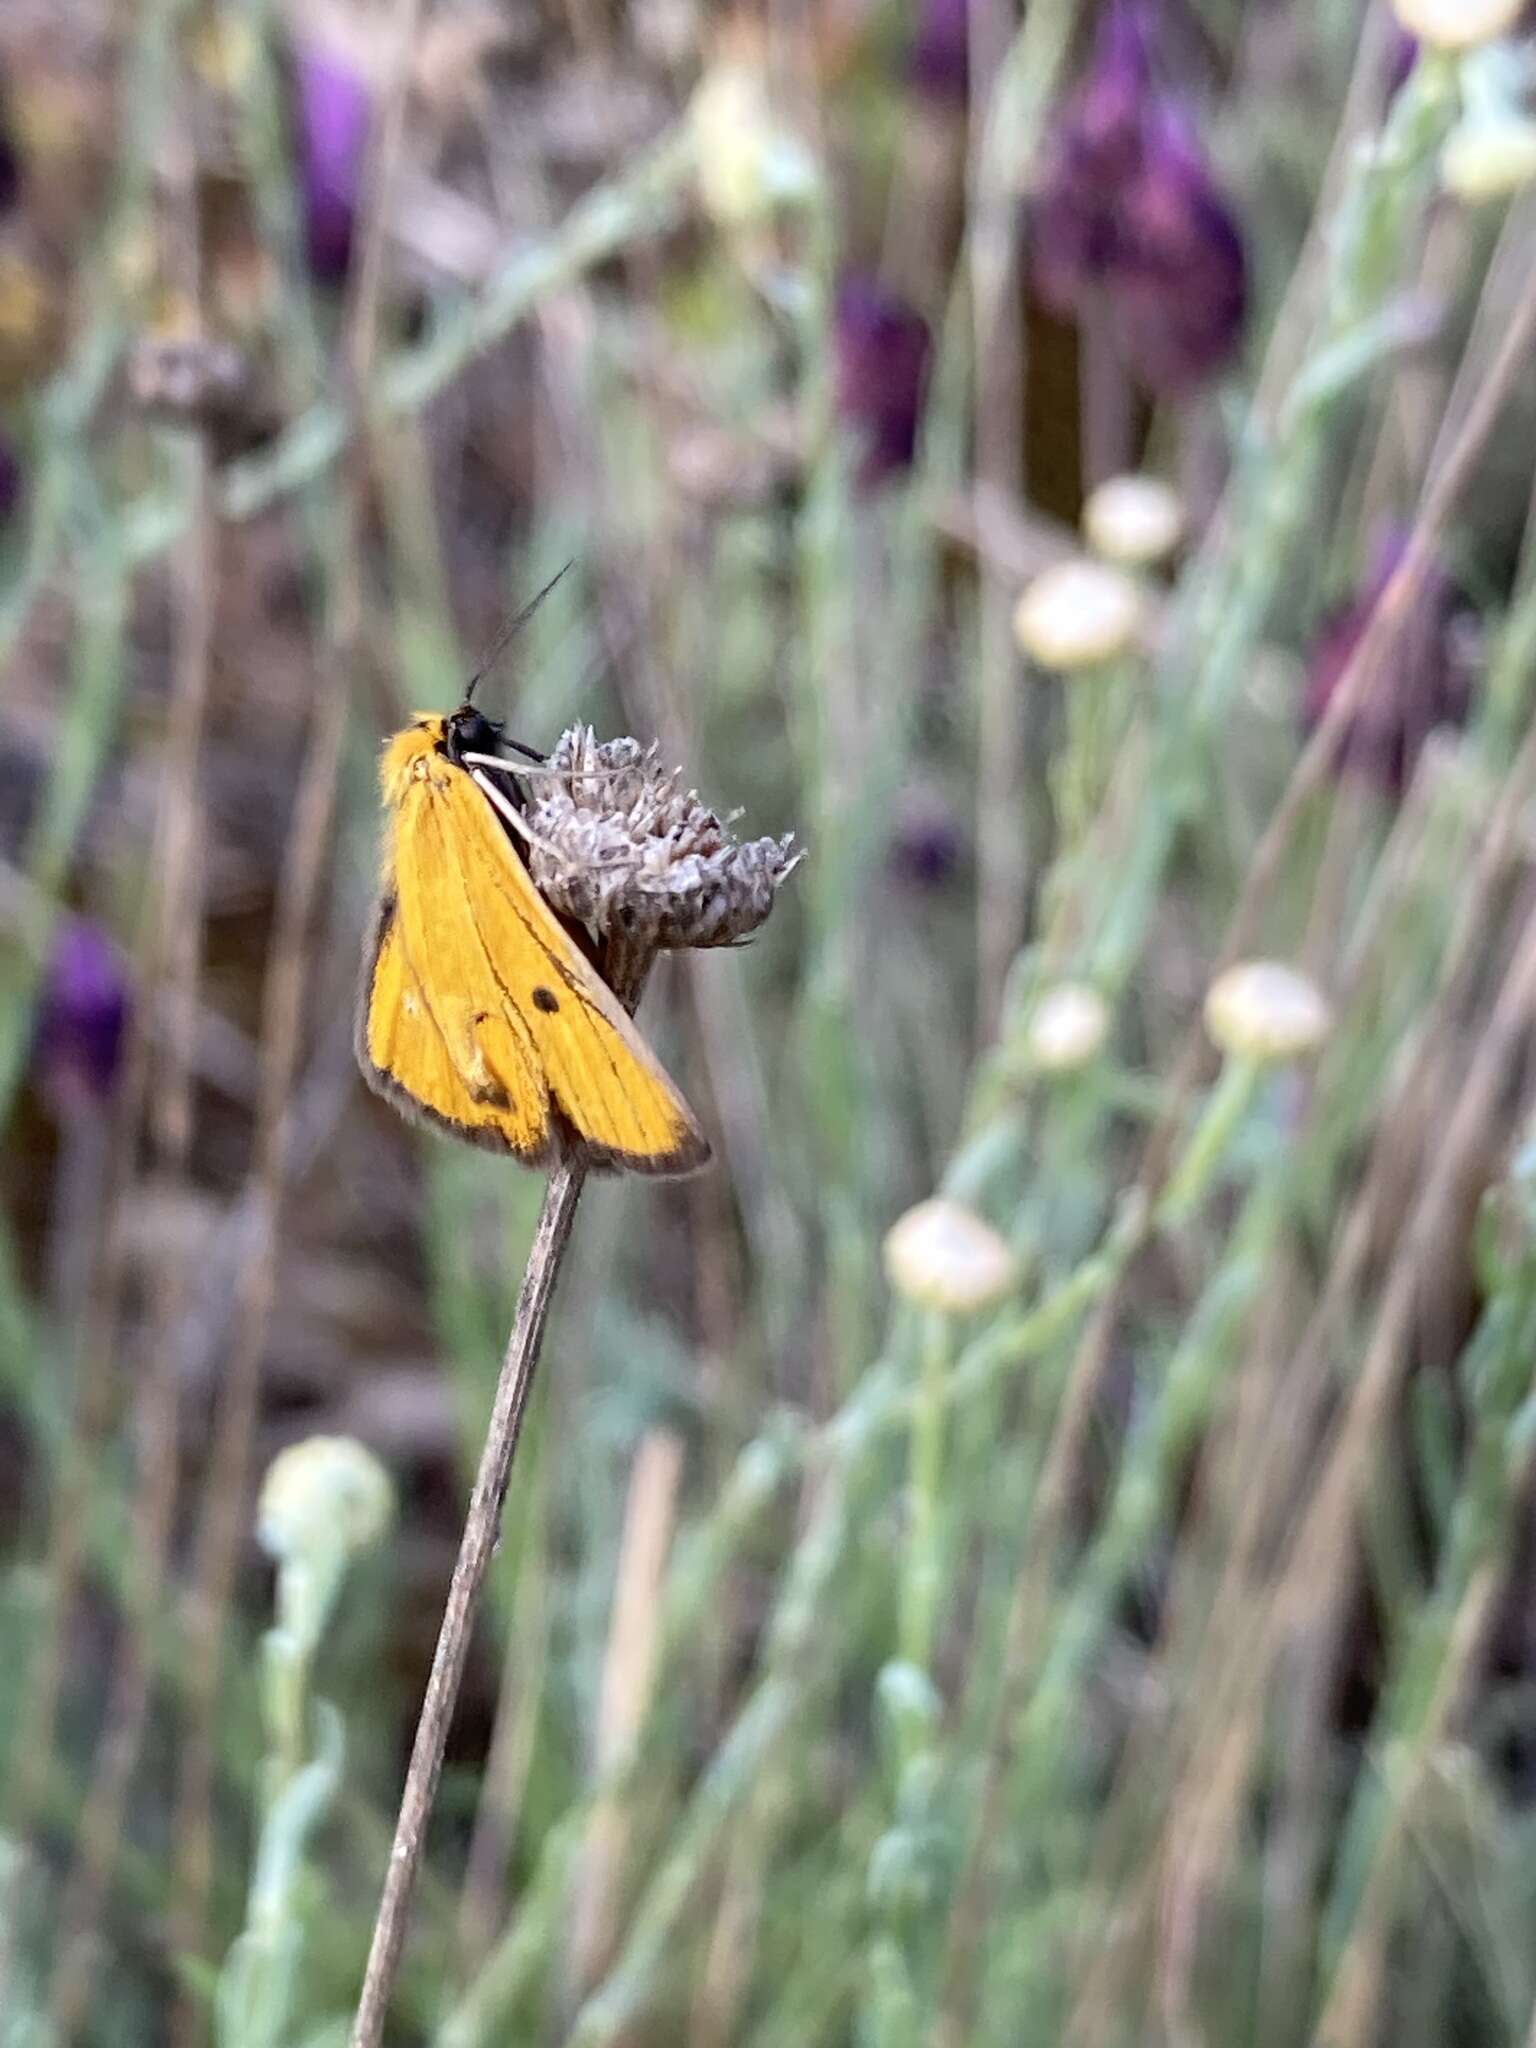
[6,0,1536,2043]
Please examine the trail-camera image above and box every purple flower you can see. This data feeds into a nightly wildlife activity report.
[1031,2,1246,395]
[0,71,19,215]
[295,45,372,284]
[891,787,964,889]
[1302,527,1476,798]
[908,0,969,108]
[0,438,21,525]
[834,274,932,487]
[36,920,131,1106]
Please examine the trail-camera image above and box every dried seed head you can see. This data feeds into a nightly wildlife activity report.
[1391,0,1523,50]
[1023,982,1111,1072]
[1014,558,1144,671]
[1203,960,1332,1065]
[883,1197,1016,1315]
[526,725,803,952]
[258,1434,394,1564]
[1083,473,1184,567]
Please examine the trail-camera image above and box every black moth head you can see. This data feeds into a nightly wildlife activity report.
[442,703,505,767]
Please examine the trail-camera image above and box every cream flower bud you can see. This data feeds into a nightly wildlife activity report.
[1203,961,1332,1065]
[883,1198,1016,1315]
[1082,474,1184,568]
[1443,117,1536,198]
[1391,0,1523,51]
[1444,115,1536,196]
[1023,982,1111,1073]
[259,1435,394,1564]
[689,61,818,228]
[1013,559,1144,672]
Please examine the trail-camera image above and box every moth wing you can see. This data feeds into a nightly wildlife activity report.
[358,897,556,1161]
[397,769,710,1176]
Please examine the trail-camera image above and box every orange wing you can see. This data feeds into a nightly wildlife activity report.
[358,745,709,1176]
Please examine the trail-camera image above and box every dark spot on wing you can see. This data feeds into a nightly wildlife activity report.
[532,986,560,1014]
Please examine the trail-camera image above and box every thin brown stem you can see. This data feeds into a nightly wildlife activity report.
[349,1160,588,2048]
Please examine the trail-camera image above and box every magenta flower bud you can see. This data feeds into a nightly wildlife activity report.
[1302,527,1476,798]
[36,919,131,1106]
[908,0,969,108]
[1031,2,1247,395]
[295,44,372,284]
[834,273,932,487]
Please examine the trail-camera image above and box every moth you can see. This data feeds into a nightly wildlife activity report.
[356,698,710,1176]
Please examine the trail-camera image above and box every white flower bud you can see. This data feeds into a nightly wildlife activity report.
[1013,559,1144,672]
[1443,116,1536,197]
[1391,0,1524,51]
[1082,474,1184,568]
[259,1435,394,1565]
[689,61,818,229]
[1203,961,1332,1065]
[883,1198,1016,1315]
[1023,982,1111,1073]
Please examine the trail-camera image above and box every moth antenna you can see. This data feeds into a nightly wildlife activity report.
[464,561,575,706]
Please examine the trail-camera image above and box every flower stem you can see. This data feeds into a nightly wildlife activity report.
[899,1309,952,1681]
[349,1161,587,2048]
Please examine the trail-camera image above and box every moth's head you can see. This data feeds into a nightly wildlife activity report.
[442,702,505,767]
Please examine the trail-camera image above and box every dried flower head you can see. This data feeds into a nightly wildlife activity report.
[36,919,130,1107]
[1032,2,1246,396]
[1204,961,1332,1065]
[1302,525,1477,798]
[834,273,932,487]
[259,1435,394,1565]
[525,726,802,953]
[1023,982,1112,1073]
[1083,472,1184,567]
[1014,558,1144,671]
[1392,0,1524,50]
[883,1197,1016,1315]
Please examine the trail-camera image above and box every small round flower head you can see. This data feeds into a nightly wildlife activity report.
[36,919,130,1106]
[883,1197,1016,1315]
[294,43,372,283]
[1083,473,1184,567]
[258,1435,394,1565]
[834,273,932,487]
[1203,961,1332,1065]
[1023,982,1111,1073]
[689,52,818,229]
[1014,558,1144,671]
[1440,43,1536,200]
[1443,114,1536,198]
[1391,0,1524,51]
[526,727,803,952]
